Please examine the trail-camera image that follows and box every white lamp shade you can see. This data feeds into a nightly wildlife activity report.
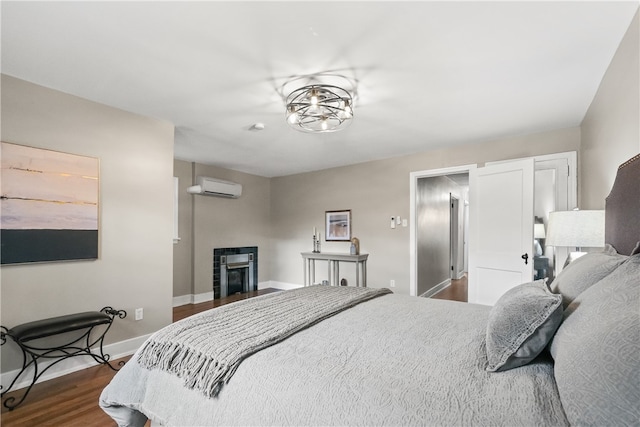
[546,210,605,248]
[534,223,546,239]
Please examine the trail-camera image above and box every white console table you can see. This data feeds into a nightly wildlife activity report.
[301,252,369,287]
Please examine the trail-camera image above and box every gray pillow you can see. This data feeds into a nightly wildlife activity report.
[550,244,627,309]
[549,254,640,426]
[485,280,562,372]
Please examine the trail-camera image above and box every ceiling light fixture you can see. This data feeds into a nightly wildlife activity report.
[285,84,353,133]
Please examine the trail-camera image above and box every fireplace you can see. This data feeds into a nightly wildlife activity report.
[213,247,257,299]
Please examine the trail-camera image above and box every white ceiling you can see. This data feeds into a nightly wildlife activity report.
[2,1,638,177]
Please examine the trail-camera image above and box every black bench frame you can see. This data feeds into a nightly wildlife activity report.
[1,306,126,410]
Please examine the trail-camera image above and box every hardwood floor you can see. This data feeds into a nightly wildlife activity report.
[173,288,279,322]
[0,288,279,427]
[1,354,134,427]
[1,285,463,426]
[431,274,468,302]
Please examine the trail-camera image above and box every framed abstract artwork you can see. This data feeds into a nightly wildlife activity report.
[325,210,351,241]
[0,142,99,264]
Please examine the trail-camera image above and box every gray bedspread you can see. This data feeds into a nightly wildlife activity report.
[136,286,391,398]
[100,292,569,426]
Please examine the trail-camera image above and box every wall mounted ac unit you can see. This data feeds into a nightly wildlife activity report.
[186,176,242,198]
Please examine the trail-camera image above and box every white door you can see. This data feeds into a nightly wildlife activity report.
[468,159,534,305]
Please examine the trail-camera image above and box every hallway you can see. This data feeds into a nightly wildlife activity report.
[431,275,468,303]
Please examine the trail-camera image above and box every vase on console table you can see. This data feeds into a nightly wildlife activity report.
[313,234,321,253]
[350,237,360,255]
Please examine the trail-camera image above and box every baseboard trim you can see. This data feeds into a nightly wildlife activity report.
[192,291,213,305]
[420,279,452,298]
[1,333,152,392]
[172,291,213,307]
[259,280,303,291]
[172,294,192,307]
[173,281,287,307]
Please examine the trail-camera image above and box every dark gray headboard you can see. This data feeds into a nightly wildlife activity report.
[605,153,640,256]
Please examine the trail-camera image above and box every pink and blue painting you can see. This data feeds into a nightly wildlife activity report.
[1,142,99,264]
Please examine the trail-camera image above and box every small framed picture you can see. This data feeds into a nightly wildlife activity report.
[325,210,351,241]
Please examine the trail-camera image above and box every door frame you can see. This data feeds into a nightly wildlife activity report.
[409,164,477,296]
[409,152,577,297]
[450,194,460,279]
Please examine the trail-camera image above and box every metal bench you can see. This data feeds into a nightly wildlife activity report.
[1,306,126,410]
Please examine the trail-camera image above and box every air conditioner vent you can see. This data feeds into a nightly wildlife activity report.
[186,176,242,198]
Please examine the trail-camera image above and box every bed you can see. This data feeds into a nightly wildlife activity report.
[100,154,640,427]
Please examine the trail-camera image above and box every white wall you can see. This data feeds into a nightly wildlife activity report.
[581,10,640,209]
[1,75,175,372]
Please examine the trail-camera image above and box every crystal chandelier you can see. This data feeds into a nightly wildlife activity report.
[286,84,353,133]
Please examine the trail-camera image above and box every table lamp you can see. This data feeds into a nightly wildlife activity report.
[546,209,605,266]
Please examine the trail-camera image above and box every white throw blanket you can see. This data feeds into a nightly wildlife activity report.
[136,285,392,398]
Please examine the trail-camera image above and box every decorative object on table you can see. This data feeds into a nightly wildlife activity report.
[312,227,321,253]
[546,209,605,267]
[0,142,99,265]
[325,210,351,241]
[350,237,360,255]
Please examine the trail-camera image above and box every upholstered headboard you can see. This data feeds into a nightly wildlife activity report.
[605,153,640,256]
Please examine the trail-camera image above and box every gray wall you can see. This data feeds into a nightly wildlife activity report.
[269,127,581,295]
[581,10,640,209]
[416,176,464,296]
[173,161,272,297]
[1,75,175,371]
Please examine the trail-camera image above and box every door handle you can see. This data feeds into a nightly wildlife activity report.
[521,253,529,265]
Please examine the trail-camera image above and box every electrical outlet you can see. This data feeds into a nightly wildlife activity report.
[390,279,396,287]
[135,308,143,321]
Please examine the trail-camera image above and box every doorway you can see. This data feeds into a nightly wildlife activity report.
[410,165,475,297]
[409,152,577,299]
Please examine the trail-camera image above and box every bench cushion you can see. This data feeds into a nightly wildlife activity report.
[8,311,112,343]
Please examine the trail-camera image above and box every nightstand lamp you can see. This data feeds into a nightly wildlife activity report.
[546,209,605,267]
